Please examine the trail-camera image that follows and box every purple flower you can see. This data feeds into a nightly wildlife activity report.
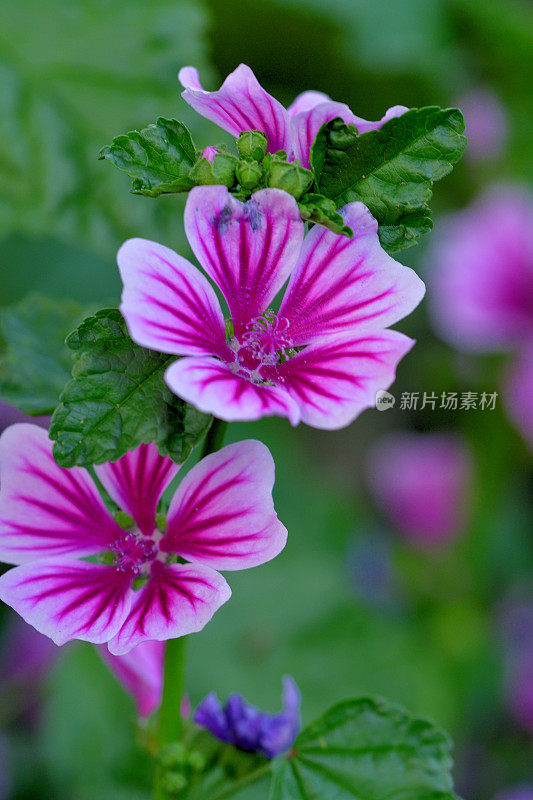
[458,87,508,163]
[178,64,407,169]
[118,186,424,429]
[504,344,533,451]
[495,789,533,800]
[194,676,300,758]
[0,424,287,655]
[366,432,472,549]
[98,640,164,718]
[429,184,533,353]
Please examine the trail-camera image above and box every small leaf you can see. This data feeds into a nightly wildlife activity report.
[298,193,353,237]
[0,294,85,415]
[98,118,197,197]
[49,309,211,467]
[269,696,461,800]
[312,107,466,253]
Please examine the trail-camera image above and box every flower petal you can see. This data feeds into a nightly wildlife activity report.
[98,640,164,717]
[184,186,304,337]
[94,444,179,537]
[287,90,332,117]
[290,100,358,168]
[352,104,408,133]
[165,356,301,425]
[118,238,228,358]
[160,440,287,570]
[0,424,121,564]
[107,561,231,655]
[178,64,291,153]
[0,560,132,646]
[279,202,425,346]
[266,331,415,429]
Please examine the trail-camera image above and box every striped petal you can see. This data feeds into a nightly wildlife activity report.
[0,424,121,565]
[98,640,164,717]
[179,64,291,153]
[279,203,425,346]
[160,440,287,570]
[165,356,300,425]
[94,444,180,537]
[0,560,132,646]
[107,561,231,655]
[265,331,415,429]
[118,237,228,358]
[184,186,304,337]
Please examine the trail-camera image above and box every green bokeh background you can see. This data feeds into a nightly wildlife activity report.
[0,0,532,797]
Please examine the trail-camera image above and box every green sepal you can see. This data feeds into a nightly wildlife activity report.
[98,118,197,197]
[266,157,314,200]
[311,107,466,253]
[190,152,238,187]
[298,192,353,237]
[236,159,264,191]
[49,309,212,467]
[236,130,268,161]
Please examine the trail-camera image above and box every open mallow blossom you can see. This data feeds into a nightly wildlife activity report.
[0,425,286,655]
[366,432,472,549]
[430,184,533,352]
[118,186,425,429]
[194,676,300,759]
[179,63,407,169]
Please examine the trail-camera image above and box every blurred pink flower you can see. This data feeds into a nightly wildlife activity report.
[505,663,533,735]
[430,185,533,352]
[98,641,164,718]
[458,88,508,162]
[179,63,406,168]
[366,432,472,549]
[0,613,57,685]
[503,345,533,451]
[495,789,533,800]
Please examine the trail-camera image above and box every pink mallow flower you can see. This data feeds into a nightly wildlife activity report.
[366,432,472,549]
[430,185,533,352]
[458,87,508,163]
[178,63,407,168]
[503,344,533,451]
[118,186,425,429]
[0,424,287,655]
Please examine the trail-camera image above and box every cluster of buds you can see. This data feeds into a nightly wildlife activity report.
[191,131,314,201]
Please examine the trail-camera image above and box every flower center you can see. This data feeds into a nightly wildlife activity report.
[229,313,293,383]
[111,532,157,575]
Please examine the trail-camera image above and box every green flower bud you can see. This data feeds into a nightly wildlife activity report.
[160,771,187,797]
[267,159,314,200]
[158,742,187,769]
[186,749,207,772]
[236,130,268,161]
[190,153,237,188]
[236,159,263,191]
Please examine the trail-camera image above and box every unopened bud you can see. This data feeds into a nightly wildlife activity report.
[191,152,236,187]
[267,159,313,199]
[236,159,263,191]
[236,130,268,161]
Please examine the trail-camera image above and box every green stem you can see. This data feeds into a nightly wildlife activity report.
[158,635,188,747]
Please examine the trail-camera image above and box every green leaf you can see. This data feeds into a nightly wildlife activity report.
[98,118,197,197]
[0,294,85,415]
[269,696,461,800]
[49,309,211,467]
[312,107,466,252]
[298,193,353,237]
